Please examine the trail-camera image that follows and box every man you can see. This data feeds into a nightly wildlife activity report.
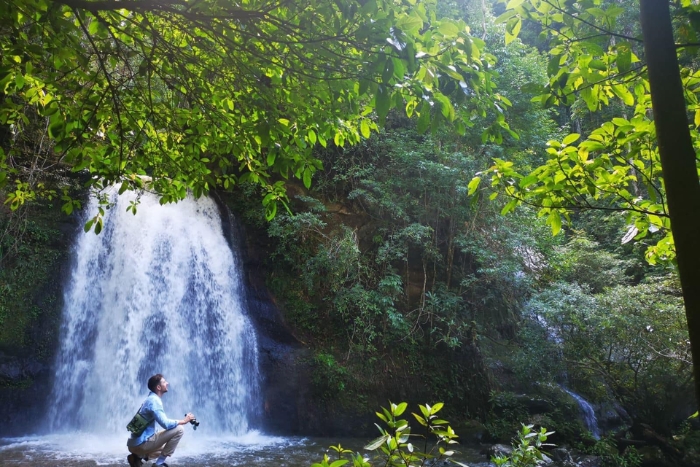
[127,374,195,467]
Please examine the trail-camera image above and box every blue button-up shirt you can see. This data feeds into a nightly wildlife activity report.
[127,392,179,447]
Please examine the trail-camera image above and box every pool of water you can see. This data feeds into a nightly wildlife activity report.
[0,432,493,467]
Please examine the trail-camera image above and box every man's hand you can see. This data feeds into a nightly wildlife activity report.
[179,413,195,425]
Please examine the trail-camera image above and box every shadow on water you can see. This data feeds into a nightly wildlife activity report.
[0,433,492,467]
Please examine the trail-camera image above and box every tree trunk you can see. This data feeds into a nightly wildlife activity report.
[640,0,700,407]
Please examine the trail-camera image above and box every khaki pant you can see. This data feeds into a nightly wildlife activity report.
[128,425,184,460]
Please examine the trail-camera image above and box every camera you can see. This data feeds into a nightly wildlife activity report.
[185,414,200,430]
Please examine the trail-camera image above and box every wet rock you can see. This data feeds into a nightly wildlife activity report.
[597,400,631,432]
[574,455,603,467]
[424,460,453,467]
[0,357,22,380]
[485,444,513,458]
[551,447,574,463]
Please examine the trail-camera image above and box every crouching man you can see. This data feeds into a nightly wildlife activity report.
[127,374,195,467]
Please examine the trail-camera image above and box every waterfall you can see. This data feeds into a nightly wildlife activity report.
[562,387,600,439]
[531,311,602,439]
[46,188,259,436]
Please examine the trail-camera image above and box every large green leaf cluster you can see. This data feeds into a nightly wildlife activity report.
[1,0,508,224]
[470,0,700,265]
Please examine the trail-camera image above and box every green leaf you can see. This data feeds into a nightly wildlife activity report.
[547,210,562,235]
[360,119,370,138]
[394,402,408,416]
[501,199,517,215]
[94,218,103,235]
[48,120,65,139]
[611,84,634,106]
[617,43,632,73]
[438,21,460,37]
[412,412,428,426]
[505,17,522,45]
[519,175,538,188]
[495,10,517,24]
[364,435,389,450]
[562,133,580,145]
[430,402,444,414]
[83,219,94,233]
[417,100,431,134]
[396,14,423,35]
[308,129,317,145]
[580,87,598,111]
[376,86,391,125]
[434,92,455,120]
[467,176,481,195]
[392,58,405,80]
[265,201,278,221]
[303,168,312,189]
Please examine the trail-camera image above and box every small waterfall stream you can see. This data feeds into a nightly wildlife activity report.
[534,312,602,439]
[46,188,259,435]
[561,387,600,439]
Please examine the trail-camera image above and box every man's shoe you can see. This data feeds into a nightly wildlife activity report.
[127,454,143,467]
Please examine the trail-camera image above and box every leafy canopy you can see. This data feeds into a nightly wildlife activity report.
[469,0,700,264]
[1,0,510,223]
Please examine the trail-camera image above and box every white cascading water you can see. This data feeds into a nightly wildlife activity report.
[562,387,601,440]
[46,188,259,436]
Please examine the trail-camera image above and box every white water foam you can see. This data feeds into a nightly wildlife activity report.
[0,432,312,466]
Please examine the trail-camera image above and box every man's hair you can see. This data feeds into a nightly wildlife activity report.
[148,373,164,392]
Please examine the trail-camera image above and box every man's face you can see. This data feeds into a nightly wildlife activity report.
[157,378,169,393]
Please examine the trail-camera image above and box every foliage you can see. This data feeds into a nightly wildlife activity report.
[492,424,554,467]
[584,437,642,467]
[311,352,350,402]
[526,274,692,431]
[0,198,68,351]
[1,0,512,223]
[311,402,466,467]
[466,0,700,265]
[244,65,562,412]
[544,233,633,293]
[485,391,530,441]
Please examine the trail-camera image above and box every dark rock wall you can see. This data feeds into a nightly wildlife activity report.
[0,211,77,436]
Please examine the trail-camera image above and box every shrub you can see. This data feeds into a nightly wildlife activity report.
[312,402,465,467]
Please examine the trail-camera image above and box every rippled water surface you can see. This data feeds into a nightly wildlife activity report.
[0,432,491,467]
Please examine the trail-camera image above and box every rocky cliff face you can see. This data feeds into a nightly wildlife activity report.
[218,195,499,436]
[0,207,77,436]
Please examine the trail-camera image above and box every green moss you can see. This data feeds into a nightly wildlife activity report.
[0,378,33,389]
[0,198,72,352]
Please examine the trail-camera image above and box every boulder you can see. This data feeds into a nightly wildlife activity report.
[597,400,631,432]
[574,455,603,467]
[551,447,574,463]
[485,444,513,459]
